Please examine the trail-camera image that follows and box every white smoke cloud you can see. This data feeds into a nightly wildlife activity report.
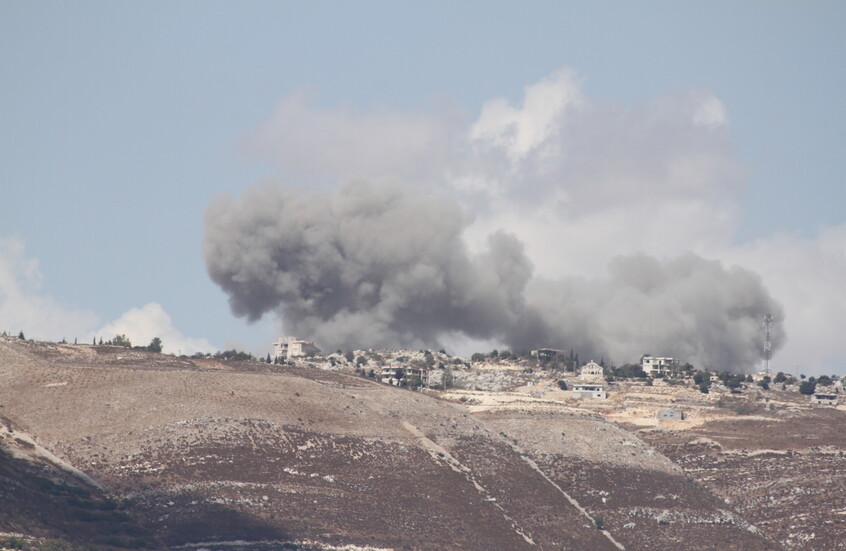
[92,302,215,356]
[0,235,99,339]
[470,68,585,162]
[225,67,844,373]
[722,225,846,375]
[0,235,214,355]
[244,88,461,185]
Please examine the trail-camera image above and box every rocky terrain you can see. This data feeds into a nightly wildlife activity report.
[0,336,841,550]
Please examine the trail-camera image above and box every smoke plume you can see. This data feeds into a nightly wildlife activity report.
[204,180,783,371]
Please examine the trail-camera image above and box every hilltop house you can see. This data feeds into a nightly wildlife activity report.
[381,365,429,387]
[273,337,321,361]
[531,348,567,361]
[572,361,607,399]
[812,393,838,406]
[642,356,676,377]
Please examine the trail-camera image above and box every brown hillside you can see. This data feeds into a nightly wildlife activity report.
[0,337,780,550]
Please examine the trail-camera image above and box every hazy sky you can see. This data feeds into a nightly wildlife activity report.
[1,1,844,374]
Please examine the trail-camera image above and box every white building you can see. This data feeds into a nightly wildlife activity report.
[273,337,321,361]
[571,361,607,399]
[571,382,607,399]
[658,407,685,421]
[531,348,567,361]
[381,365,429,387]
[642,356,675,377]
[579,361,605,380]
[812,393,838,406]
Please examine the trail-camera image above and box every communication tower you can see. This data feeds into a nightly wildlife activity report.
[762,314,773,374]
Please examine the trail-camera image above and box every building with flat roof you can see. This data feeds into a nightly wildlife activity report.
[531,348,567,361]
[571,382,606,399]
[381,365,428,387]
[658,408,685,421]
[273,337,321,361]
[812,393,838,406]
[642,356,675,377]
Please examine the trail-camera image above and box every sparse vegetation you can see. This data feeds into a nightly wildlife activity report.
[146,337,162,353]
[213,349,255,361]
[593,516,605,530]
[111,334,132,348]
[799,379,817,395]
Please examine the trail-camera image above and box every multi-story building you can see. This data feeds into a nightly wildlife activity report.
[642,356,675,377]
[273,337,321,361]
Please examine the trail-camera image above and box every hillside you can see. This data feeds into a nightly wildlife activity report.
[0,336,822,550]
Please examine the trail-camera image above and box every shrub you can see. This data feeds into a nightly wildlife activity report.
[594,516,605,530]
[817,375,833,387]
[112,334,132,348]
[1,536,28,550]
[557,380,568,391]
[146,337,162,353]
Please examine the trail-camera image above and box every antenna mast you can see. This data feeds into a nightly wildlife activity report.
[763,314,773,374]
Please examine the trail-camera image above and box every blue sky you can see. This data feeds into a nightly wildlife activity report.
[1,1,844,373]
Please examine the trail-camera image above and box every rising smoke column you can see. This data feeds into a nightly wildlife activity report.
[517,254,786,371]
[204,180,784,371]
[203,180,532,351]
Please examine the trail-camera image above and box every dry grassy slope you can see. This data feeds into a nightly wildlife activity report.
[0,337,776,551]
[639,409,846,551]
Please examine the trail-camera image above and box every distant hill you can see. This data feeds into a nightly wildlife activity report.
[1,336,827,550]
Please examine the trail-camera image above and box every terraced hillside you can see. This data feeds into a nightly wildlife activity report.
[0,337,781,550]
[640,405,846,551]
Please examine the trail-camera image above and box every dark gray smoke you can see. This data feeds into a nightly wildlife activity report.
[204,181,784,371]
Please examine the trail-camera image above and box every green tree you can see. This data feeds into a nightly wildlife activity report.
[18,330,24,340]
[442,367,455,389]
[356,355,367,367]
[774,372,787,383]
[726,374,745,390]
[817,375,833,387]
[471,352,486,363]
[393,368,405,385]
[112,334,132,348]
[557,380,568,391]
[344,350,355,362]
[799,380,816,395]
[698,382,710,394]
[757,380,770,390]
[146,337,163,353]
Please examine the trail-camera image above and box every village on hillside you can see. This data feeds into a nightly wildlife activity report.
[265,335,843,428]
